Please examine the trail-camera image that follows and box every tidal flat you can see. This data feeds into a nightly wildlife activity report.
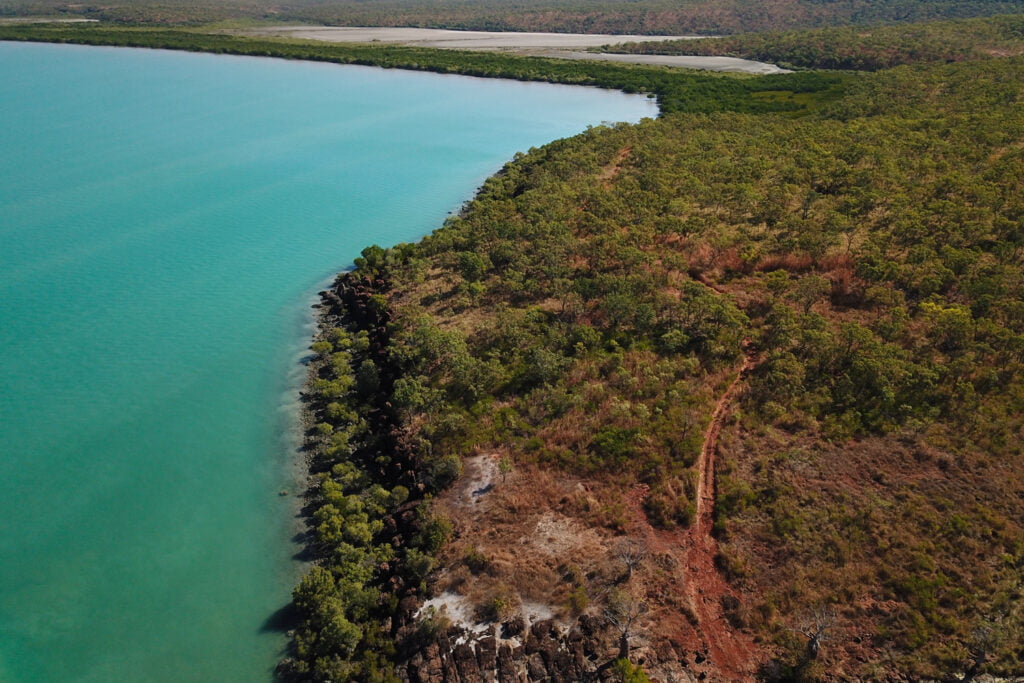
[235,26,787,72]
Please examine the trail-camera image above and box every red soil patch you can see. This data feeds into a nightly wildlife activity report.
[624,343,763,680]
[600,146,632,189]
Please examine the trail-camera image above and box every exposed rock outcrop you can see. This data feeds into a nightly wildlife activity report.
[395,615,703,683]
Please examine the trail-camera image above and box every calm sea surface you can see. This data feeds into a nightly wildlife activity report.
[0,42,655,681]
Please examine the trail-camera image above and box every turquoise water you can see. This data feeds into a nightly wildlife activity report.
[0,42,655,681]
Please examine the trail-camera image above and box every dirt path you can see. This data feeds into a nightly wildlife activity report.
[628,342,760,680]
[693,341,758,538]
[600,146,631,188]
[679,341,760,679]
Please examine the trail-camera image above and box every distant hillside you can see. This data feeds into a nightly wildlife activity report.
[607,13,1024,70]
[3,0,1024,34]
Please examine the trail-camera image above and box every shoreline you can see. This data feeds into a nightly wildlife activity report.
[284,265,639,681]
[279,262,443,679]
[527,49,791,73]
[0,27,840,119]
[280,275,340,553]
[0,31,846,678]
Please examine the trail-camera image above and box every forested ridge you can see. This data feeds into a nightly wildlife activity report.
[3,0,1024,35]
[284,51,1024,681]
[607,13,1024,71]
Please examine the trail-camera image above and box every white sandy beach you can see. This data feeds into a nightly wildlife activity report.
[237,26,788,73]
[0,17,99,24]
[534,50,790,74]
[240,26,699,49]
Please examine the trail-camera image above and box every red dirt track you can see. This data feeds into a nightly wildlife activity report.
[628,342,761,681]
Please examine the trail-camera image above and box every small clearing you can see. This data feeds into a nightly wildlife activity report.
[600,146,631,188]
[455,453,500,507]
[417,592,489,634]
[531,512,602,557]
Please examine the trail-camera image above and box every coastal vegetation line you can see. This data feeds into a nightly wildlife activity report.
[6,15,1024,680]
[0,24,847,116]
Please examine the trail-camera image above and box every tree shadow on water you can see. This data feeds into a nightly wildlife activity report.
[261,601,299,634]
[291,530,317,562]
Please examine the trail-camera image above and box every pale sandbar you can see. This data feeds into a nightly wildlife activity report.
[235,26,787,73]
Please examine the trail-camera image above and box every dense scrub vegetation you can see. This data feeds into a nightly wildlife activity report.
[13,18,1023,681]
[281,268,464,681]
[3,0,1024,35]
[0,24,848,116]
[283,53,1024,678]
[608,13,1024,71]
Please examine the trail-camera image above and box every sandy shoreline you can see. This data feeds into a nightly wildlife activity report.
[235,26,788,73]
[238,26,701,49]
[530,50,790,74]
[0,17,99,24]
